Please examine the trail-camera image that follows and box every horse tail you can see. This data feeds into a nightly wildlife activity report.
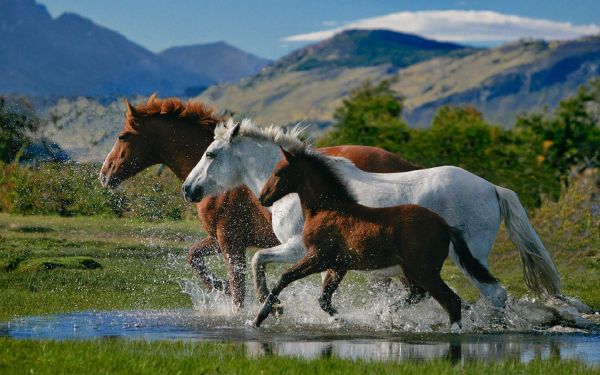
[449,227,498,285]
[495,186,561,297]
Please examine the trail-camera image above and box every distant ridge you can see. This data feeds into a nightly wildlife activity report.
[199,30,600,127]
[267,29,471,73]
[160,42,271,84]
[0,0,268,97]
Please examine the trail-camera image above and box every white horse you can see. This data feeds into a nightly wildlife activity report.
[182,119,561,308]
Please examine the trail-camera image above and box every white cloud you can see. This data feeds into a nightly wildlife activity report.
[283,10,600,43]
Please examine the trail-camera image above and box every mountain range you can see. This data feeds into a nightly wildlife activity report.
[4,0,600,160]
[0,0,269,97]
[199,30,600,127]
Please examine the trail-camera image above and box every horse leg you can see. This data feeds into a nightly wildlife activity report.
[216,230,247,308]
[448,238,507,308]
[253,254,328,327]
[250,236,305,303]
[404,276,428,304]
[410,271,462,326]
[389,275,428,310]
[187,236,230,294]
[318,269,347,316]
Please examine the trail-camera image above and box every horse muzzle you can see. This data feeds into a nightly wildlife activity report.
[182,183,203,203]
[99,172,119,189]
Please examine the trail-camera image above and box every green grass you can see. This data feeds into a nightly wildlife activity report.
[0,339,596,375]
[0,214,207,320]
[0,176,598,373]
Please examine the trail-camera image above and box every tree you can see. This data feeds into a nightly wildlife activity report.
[516,78,600,183]
[319,80,410,149]
[408,105,497,167]
[0,97,39,163]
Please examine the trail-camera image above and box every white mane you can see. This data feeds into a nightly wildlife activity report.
[214,118,309,152]
[214,118,359,191]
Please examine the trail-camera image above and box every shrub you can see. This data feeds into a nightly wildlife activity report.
[319,79,599,208]
[1,162,194,220]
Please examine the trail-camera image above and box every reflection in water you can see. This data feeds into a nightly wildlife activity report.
[2,309,599,365]
[246,335,584,364]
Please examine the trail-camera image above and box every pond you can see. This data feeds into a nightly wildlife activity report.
[3,289,599,365]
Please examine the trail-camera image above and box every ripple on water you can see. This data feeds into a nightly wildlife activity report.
[3,280,599,365]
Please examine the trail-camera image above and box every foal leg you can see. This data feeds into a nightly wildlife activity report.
[412,272,462,327]
[253,254,328,327]
[404,276,428,305]
[187,236,229,294]
[250,237,305,302]
[319,269,347,316]
[389,275,428,311]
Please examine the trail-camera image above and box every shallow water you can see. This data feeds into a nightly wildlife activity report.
[3,303,600,364]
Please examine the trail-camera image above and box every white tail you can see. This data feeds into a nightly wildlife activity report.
[495,186,561,297]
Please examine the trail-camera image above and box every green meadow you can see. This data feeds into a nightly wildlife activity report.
[0,173,598,373]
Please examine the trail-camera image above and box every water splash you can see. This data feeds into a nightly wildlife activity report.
[177,274,598,335]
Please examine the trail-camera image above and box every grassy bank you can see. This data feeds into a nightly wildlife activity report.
[0,176,598,373]
[0,339,596,375]
[1,174,599,320]
[0,214,206,320]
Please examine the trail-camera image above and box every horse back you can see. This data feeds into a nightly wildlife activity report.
[319,145,420,173]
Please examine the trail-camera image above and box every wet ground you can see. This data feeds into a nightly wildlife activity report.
[3,284,600,365]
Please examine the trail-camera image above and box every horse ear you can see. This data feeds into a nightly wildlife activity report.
[227,122,241,141]
[124,99,138,118]
[280,146,295,162]
[147,92,158,103]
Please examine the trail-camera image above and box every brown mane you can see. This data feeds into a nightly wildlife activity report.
[292,149,358,205]
[126,95,222,131]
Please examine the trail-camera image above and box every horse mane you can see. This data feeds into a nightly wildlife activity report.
[215,117,358,202]
[214,118,309,151]
[292,147,359,204]
[126,95,221,131]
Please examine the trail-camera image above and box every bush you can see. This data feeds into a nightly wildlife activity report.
[0,97,38,163]
[319,79,599,208]
[0,162,194,221]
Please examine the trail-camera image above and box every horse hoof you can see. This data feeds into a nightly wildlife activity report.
[272,305,284,317]
[450,322,462,332]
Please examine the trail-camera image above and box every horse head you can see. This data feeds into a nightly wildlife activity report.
[182,121,244,202]
[100,94,219,189]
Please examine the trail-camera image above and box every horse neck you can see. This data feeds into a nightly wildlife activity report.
[295,164,356,217]
[158,122,215,180]
[237,139,283,197]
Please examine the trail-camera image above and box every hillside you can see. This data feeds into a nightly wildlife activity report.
[267,29,470,73]
[160,42,271,85]
[199,32,600,127]
[39,97,133,162]
[401,37,600,126]
[0,0,267,97]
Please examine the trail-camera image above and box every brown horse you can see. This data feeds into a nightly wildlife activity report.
[99,94,421,306]
[254,147,498,328]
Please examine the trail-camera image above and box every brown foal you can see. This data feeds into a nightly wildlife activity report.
[99,94,421,306]
[255,147,498,327]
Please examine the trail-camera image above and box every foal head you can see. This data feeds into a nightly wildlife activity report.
[99,94,220,188]
[259,147,356,208]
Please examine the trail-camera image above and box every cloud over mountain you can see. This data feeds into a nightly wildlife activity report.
[284,10,600,44]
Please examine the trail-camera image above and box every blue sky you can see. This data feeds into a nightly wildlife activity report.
[41,0,600,59]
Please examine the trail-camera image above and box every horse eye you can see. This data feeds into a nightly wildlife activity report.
[118,134,128,141]
[206,152,216,159]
